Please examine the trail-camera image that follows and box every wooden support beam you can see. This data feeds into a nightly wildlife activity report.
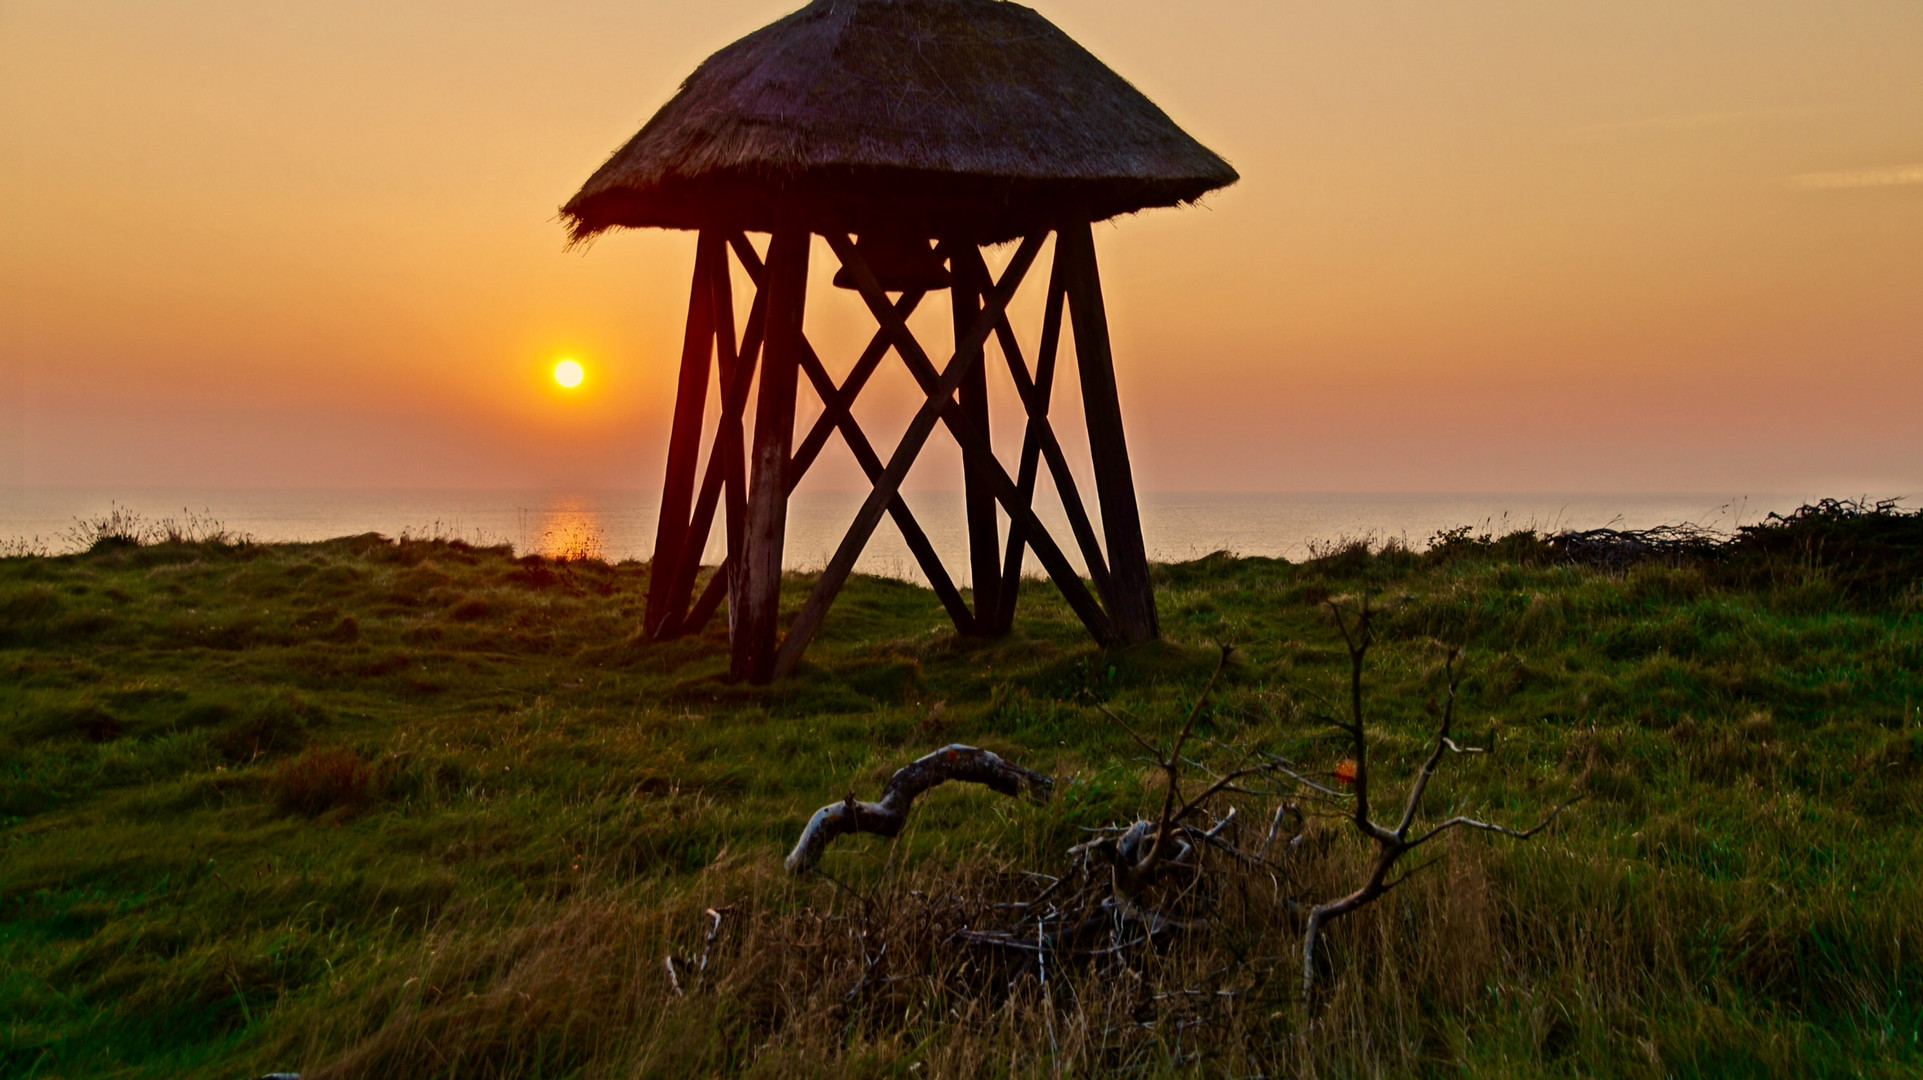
[727,232,764,280]
[643,233,719,637]
[991,390,1043,632]
[881,308,1115,650]
[1035,424,1114,605]
[736,231,809,683]
[795,342,976,635]
[712,233,775,640]
[1058,220,1159,644]
[655,249,765,638]
[986,260,1058,635]
[721,247,764,639]
[948,243,1003,634]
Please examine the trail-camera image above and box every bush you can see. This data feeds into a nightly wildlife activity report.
[1725,498,1923,601]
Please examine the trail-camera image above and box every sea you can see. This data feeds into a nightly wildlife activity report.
[0,488,1834,586]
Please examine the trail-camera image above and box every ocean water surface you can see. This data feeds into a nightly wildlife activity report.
[0,488,1826,587]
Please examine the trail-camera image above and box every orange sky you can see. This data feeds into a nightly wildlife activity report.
[2,0,1919,495]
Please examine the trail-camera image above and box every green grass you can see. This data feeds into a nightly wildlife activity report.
[1,531,1919,1077]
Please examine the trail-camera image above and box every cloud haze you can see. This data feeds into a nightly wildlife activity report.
[1789,164,1923,189]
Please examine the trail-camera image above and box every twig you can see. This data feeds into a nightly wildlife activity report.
[1260,802,1295,860]
[1136,645,1233,880]
[1405,794,1589,851]
[845,941,888,1002]
[952,929,1146,958]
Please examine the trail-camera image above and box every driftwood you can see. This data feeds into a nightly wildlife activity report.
[786,744,1054,874]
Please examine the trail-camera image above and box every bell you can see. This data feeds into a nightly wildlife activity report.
[832,232,952,292]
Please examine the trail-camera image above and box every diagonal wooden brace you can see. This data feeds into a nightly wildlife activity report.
[776,232,1115,679]
[724,247,967,631]
[771,232,1085,679]
[946,243,1003,632]
[887,313,1116,648]
[681,554,732,636]
[643,233,720,637]
[795,342,976,635]
[789,293,923,484]
[832,234,1115,647]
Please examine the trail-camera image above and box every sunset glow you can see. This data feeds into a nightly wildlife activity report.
[2,1,1919,494]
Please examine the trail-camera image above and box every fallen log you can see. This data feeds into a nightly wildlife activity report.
[786,744,1053,874]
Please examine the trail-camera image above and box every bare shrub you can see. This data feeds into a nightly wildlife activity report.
[1301,595,1582,1001]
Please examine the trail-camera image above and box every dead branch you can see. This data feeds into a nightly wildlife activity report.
[785,744,1053,874]
[1299,597,1582,1004]
[733,600,1585,1052]
[953,928,1146,958]
[1144,645,1233,872]
[1081,646,1249,900]
[1406,796,1586,850]
[937,647,1281,979]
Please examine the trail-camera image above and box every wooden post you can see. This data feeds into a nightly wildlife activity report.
[720,293,759,641]
[723,235,770,640]
[949,242,1003,634]
[653,238,750,637]
[735,230,809,682]
[643,232,718,637]
[1058,221,1159,644]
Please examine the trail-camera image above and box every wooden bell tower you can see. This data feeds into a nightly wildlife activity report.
[559,0,1237,680]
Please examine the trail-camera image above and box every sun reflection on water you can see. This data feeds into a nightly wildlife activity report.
[530,499,605,562]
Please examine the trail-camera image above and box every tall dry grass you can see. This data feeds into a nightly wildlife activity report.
[263,796,1813,1080]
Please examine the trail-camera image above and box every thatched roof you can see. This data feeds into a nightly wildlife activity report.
[562,0,1238,244]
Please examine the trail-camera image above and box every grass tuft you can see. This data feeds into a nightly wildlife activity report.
[269,746,374,817]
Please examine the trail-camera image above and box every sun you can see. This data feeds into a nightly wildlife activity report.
[552,358,585,389]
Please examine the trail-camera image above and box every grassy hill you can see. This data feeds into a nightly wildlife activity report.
[2,515,1919,1078]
